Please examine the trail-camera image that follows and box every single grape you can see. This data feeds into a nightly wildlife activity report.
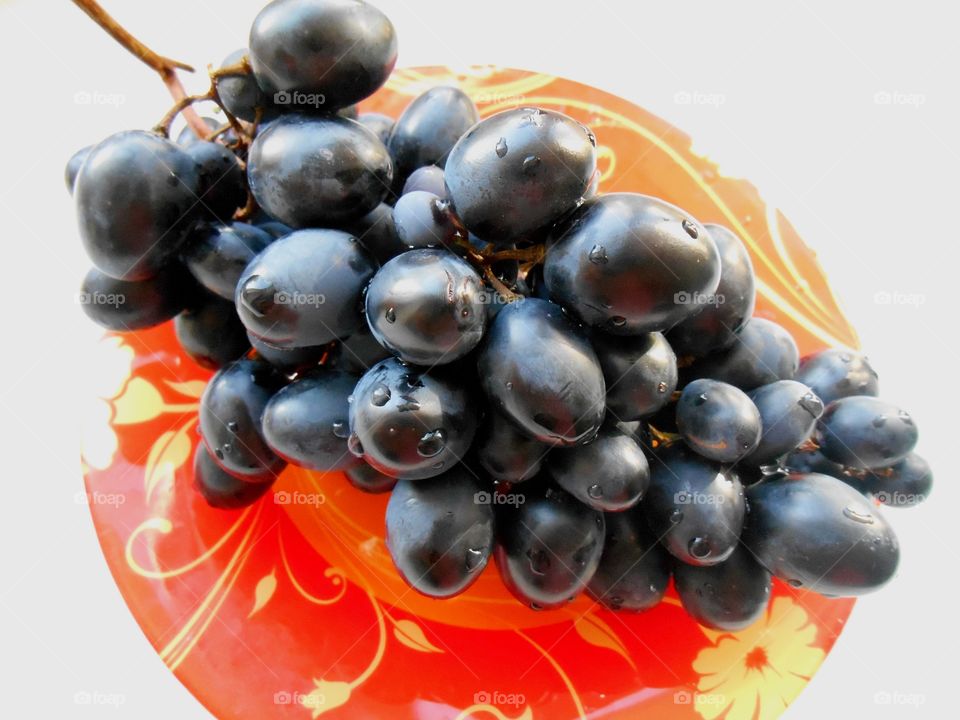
[75,130,201,280]
[175,117,220,146]
[673,545,771,631]
[65,145,92,194]
[587,509,670,612]
[742,472,900,595]
[345,462,397,494]
[182,222,273,300]
[249,0,397,111]
[746,380,823,465]
[472,409,550,483]
[445,107,596,244]
[183,140,246,222]
[494,482,605,609]
[79,265,190,331]
[387,86,479,189]
[348,357,477,480]
[339,202,403,264]
[816,396,918,469]
[796,348,879,405]
[357,112,394,144]
[365,249,487,365]
[676,379,762,463]
[546,426,649,512]
[591,331,678,420]
[544,193,721,334]
[199,358,287,481]
[386,466,494,598]
[236,229,376,347]
[255,221,293,239]
[477,298,606,446]
[782,447,847,478]
[392,191,459,248]
[248,332,326,372]
[331,323,392,375]
[684,317,799,391]
[193,445,274,510]
[262,369,358,471]
[861,452,933,508]
[247,114,393,228]
[215,49,263,122]
[667,224,756,357]
[174,292,250,369]
[643,446,745,566]
[402,165,447,198]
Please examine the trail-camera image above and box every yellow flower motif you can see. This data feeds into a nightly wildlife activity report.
[692,597,826,720]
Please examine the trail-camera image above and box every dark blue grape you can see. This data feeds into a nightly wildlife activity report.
[477,298,606,446]
[248,0,397,111]
[256,221,293,239]
[332,323,391,375]
[248,332,326,372]
[386,466,494,598]
[338,203,403,265]
[175,117,219,146]
[544,193,721,334]
[182,222,273,300]
[782,447,847,478]
[473,409,550,483]
[861,453,933,508]
[494,482,605,609]
[346,463,397,493]
[80,265,190,331]
[194,445,274,509]
[392,191,458,249]
[174,292,250,369]
[643,446,745,566]
[673,544,771,630]
[348,357,476,480]
[183,140,246,222]
[746,380,823,465]
[445,107,596,244]
[215,49,263,122]
[816,396,918,469]
[199,358,287,481]
[76,131,201,280]
[387,86,479,189]
[65,145,92,194]
[742,472,900,595]
[236,229,375,347]
[587,510,670,612]
[676,379,761,463]
[591,331,677,420]
[684,317,799,391]
[402,165,447,198]
[546,426,649,511]
[262,369,357,471]
[667,223,756,357]
[796,348,879,405]
[247,115,392,228]
[365,249,487,365]
[357,112,394,144]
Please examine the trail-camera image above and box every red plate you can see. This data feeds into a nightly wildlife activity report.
[82,67,859,720]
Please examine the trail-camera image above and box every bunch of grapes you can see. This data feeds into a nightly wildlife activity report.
[69,0,931,628]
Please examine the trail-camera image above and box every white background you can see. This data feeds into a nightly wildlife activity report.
[0,0,957,717]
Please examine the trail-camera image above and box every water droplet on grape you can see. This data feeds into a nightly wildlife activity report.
[872,415,887,428]
[799,393,823,416]
[227,421,238,433]
[495,137,508,157]
[681,219,699,238]
[221,443,231,454]
[688,537,711,559]
[587,484,604,499]
[657,381,668,393]
[669,508,684,524]
[465,548,485,571]
[609,316,626,328]
[843,506,875,524]
[332,421,349,439]
[522,155,540,173]
[417,429,446,457]
[787,578,803,588]
[385,307,396,323]
[214,448,224,460]
[695,393,708,405]
[588,244,608,264]
[527,548,550,575]
[371,384,391,406]
[347,433,364,457]
[238,275,275,318]
[898,410,913,425]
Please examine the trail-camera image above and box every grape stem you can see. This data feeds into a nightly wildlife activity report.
[70,0,211,140]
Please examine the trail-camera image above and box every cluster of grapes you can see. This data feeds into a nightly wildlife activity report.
[69,0,932,627]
